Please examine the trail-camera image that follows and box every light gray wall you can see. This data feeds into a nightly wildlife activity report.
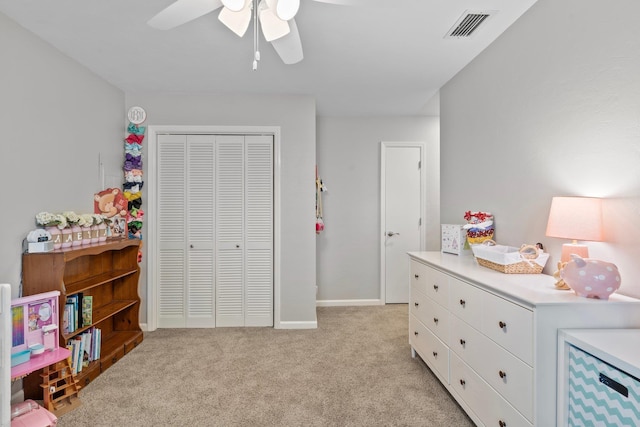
[125,92,317,324]
[441,0,640,298]
[0,12,125,299]
[316,116,440,302]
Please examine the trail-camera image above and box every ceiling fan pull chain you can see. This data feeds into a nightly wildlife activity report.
[252,0,260,70]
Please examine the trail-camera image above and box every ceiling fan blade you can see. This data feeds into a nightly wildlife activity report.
[147,0,224,30]
[270,18,303,64]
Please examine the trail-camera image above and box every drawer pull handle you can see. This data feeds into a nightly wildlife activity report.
[84,377,90,386]
[459,379,465,386]
[459,299,466,307]
[459,339,466,346]
[414,302,419,307]
[433,284,439,291]
[499,421,507,427]
[433,317,438,324]
[499,321,507,329]
[112,356,118,363]
[432,351,438,358]
[499,370,507,379]
[414,331,419,336]
[415,274,419,279]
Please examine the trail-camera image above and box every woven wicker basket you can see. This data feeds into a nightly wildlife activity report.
[472,241,548,274]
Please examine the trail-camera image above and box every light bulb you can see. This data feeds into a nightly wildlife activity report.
[221,0,247,12]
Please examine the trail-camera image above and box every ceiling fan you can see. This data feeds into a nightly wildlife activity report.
[147,0,352,69]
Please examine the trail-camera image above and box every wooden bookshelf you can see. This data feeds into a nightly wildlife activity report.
[21,238,143,395]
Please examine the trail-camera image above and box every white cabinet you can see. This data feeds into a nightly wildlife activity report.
[157,134,273,328]
[408,251,640,427]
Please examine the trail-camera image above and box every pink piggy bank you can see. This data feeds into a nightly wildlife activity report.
[560,254,621,300]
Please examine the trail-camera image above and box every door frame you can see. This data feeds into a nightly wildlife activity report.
[146,125,281,331]
[379,141,427,304]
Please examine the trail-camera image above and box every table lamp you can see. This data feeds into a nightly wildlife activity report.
[545,196,603,262]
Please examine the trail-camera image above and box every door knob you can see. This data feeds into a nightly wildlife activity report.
[387,231,400,237]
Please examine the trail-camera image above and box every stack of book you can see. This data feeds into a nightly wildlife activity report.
[66,327,101,375]
[63,294,93,334]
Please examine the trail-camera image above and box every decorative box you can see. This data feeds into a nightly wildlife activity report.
[441,224,470,255]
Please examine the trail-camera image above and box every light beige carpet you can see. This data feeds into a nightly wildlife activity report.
[59,305,473,426]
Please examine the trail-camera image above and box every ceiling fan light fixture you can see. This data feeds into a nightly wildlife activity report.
[276,0,300,21]
[221,0,247,12]
[258,2,291,41]
[265,0,300,21]
[218,3,252,37]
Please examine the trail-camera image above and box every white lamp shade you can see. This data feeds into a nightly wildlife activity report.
[221,0,247,12]
[545,196,604,241]
[546,196,604,263]
[259,3,290,41]
[218,4,252,37]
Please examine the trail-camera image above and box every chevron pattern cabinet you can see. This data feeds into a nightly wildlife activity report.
[558,329,640,426]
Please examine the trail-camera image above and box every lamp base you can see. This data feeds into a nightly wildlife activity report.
[560,243,589,263]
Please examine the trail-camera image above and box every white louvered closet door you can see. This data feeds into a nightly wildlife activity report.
[216,135,273,327]
[215,135,245,326]
[186,135,216,327]
[244,135,273,326]
[157,133,273,328]
[157,134,187,327]
[158,134,216,327]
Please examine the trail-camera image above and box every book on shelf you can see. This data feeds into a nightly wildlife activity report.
[82,295,93,326]
[67,327,102,374]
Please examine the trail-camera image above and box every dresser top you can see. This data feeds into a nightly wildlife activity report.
[408,251,639,308]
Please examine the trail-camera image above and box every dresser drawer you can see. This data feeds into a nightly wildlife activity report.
[479,339,534,421]
[482,293,533,365]
[411,287,450,343]
[451,353,532,427]
[449,313,486,371]
[448,278,484,325]
[410,314,449,383]
[411,261,449,307]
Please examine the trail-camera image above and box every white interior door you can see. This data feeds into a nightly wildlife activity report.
[381,143,424,303]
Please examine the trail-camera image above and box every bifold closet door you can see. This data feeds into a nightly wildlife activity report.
[157,134,216,328]
[157,133,273,328]
[215,135,273,327]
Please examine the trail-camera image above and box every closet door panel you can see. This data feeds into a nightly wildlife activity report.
[216,136,245,327]
[245,136,273,326]
[157,135,187,327]
[186,135,216,327]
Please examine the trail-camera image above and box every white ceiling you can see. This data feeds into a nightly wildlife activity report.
[0,0,537,116]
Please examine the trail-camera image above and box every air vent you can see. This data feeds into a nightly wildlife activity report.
[446,10,496,38]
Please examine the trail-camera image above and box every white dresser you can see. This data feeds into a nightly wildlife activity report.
[408,251,640,427]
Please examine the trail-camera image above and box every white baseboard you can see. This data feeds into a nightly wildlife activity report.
[276,320,318,329]
[316,299,384,307]
[140,322,148,332]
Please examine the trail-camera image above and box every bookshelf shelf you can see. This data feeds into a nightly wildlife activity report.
[21,238,143,399]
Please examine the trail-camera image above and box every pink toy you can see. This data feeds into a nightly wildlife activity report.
[560,254,621,300]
